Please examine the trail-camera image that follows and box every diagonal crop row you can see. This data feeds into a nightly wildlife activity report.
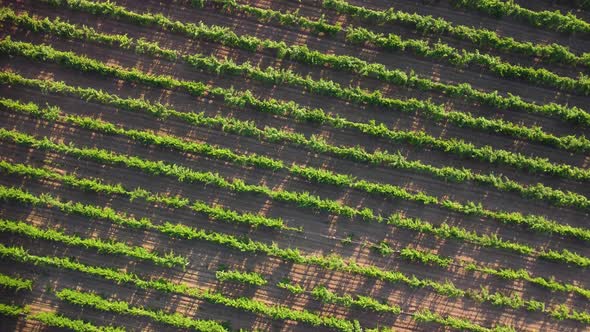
[344,25,590,95]
[464,263,590,300]
[4,13,586,167]
[0,303,27,317]
[0,245,365,332]
[0,216,189,268]
[28,312,126,332]
[278,279,402,314]
[0,130,551,257]
[3,98,587,242]
[2,39,588,181]
[322,0,590,66]
[1,238,585,326]
[215,268,267,286]
[4,161,588,301]
[6,95,590,244]
[2,72,587,211]
[200,0,341,35]
[413,308,515,332]
[0,142,290,231]
[1,183,588,323]
[2,131,589,268]
[0,272,33,291]
[0,276,125,332]
[202,0,590,95]
[0,101,292,231]
[55,288,229,332]
[450,0,590,33]
[0,160,529,270]
[361,238,590,300]
[0,185,464,299]
[0,304,125,332]
[0,182,286,240]
[371,242,454,268]
[35,0,590,125]
[276,280,516,331]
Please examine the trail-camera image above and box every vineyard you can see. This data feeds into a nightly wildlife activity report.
[0,0,588,331]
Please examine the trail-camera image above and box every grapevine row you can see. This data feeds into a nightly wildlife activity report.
[276,280,516,332]
[0,178,287,237]
[464,263,590,300]
[370,240,590,300]
[4,98,587,243]
[3,40,588,182]
[0,245,364,331]
[203,0,341,35]
[0,304,125,332]
[344,25,590,95]
[322,0,590,66]
[55,288,229,332]
[28,312,126,332]
[414,309,514,332]
[0,104,291,228]
[2,72,587,211]
[205,0,590,95]
[215,269,267,286]
[0,275,125,332]
[0,217,189,268]
[4,161,587,301]
[2,134,587,267]
[0,303,26,317]
[371,242,454,268]
[1,183,587,323]
[0,160,526,270]
[0,272,32,291]
[451,0,590,33]
[277,280,402,314]
[36,0,590,125]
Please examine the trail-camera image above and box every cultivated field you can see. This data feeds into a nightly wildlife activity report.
[0,0,589,331]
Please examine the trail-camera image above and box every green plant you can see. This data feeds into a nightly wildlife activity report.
[451,0,590,33]
[0,272,33,291]
[277,279,305,295]
[55,288,228,331]
[2,72,587,212]
[323,0,589,67]
[215,269,267,286]
[0,217,189,268]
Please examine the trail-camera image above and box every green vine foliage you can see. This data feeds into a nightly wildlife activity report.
[323,0,590,67]
[0,272,33,291]
[2,97,586,243]
[55,288,229,332]
[215,269,267,286]
[198,0,590,94]
[3,155,588,270]
[451,0,590,33]
[0,245,361,331]
[0,217,189,268]
[26,1,590,125]
[1,37,588,181]
[2,72,589,213]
